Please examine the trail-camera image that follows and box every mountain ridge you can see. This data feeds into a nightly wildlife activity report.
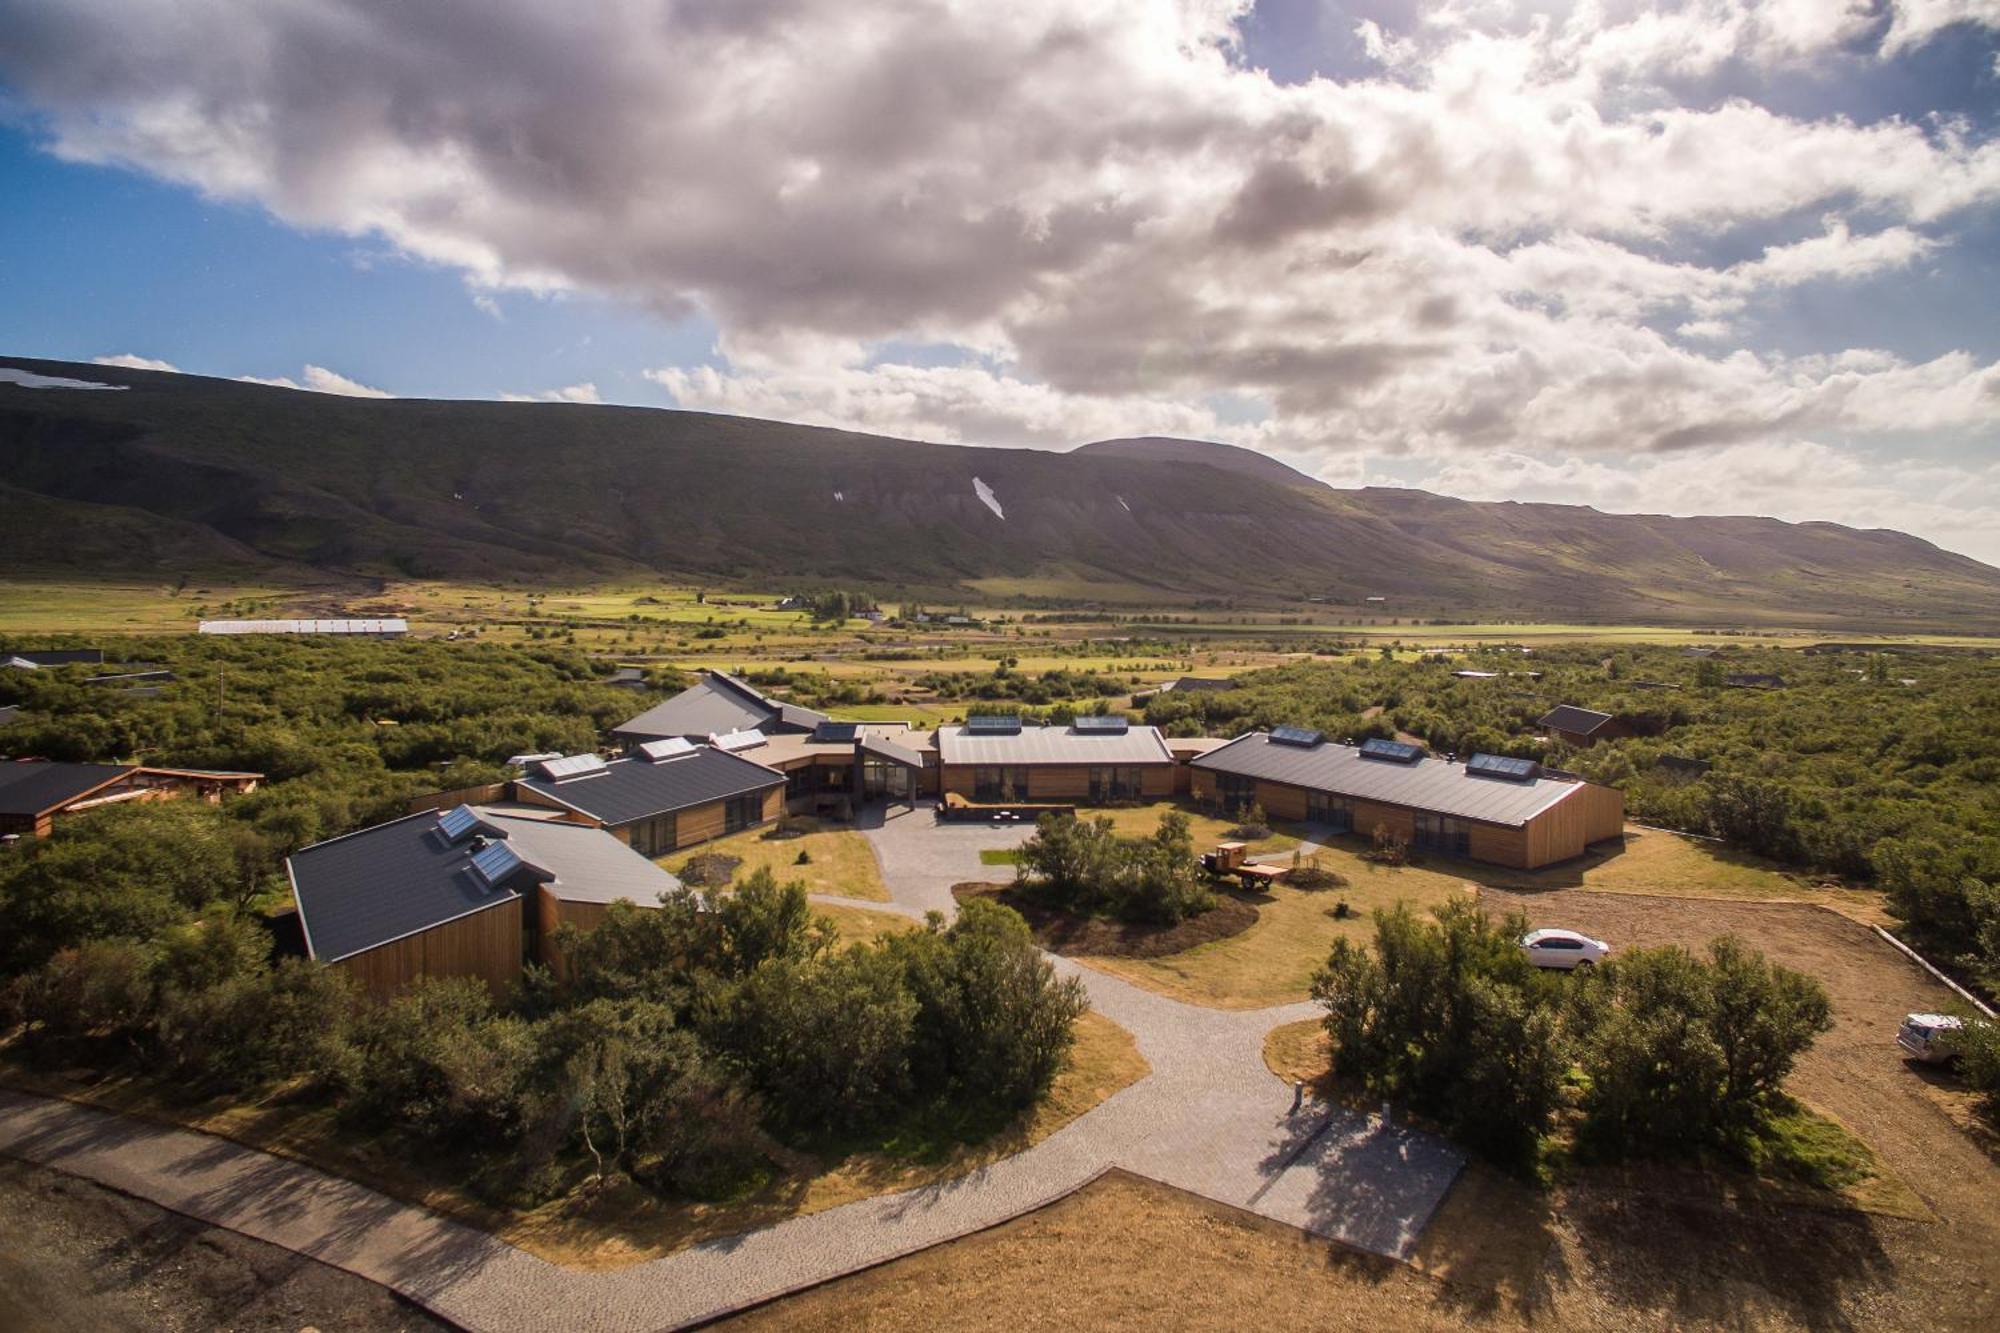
[1,355,1995,630]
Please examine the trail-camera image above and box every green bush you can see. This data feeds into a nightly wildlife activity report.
[1568,936,1832,1156]
[346,977,536,1149]
[1015,810,1213,925]
[1313,900,1564,1166]
[152,957,358,1094]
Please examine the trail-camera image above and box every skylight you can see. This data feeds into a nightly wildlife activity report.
[1466,752,1540,781]
[638,737,697,762]
[537,753,608,782]
[1359,738,1424,763]
[1269,724,1324,748]
[469,839,523,888]
[436,804,481,843]
[1072,715,1129,734]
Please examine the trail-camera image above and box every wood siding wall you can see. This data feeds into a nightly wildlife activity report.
[536,886,620,980]
[406,783,509,816]
[330,898,523,1001]
[610,784,784,852]
[1188,768,1624,870]
[939,763,1175,802]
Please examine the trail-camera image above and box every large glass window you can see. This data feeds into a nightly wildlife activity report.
[1218,772,1256,809]
[1306,792,1353,834]
[725,793,765,833]
[628,812,678,857]
[1413,813,1470,857]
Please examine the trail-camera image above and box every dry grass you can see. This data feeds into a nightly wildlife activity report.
[0,1009,1145,1272]
[815,902,922,946]
[1262,1018,1331,1086]
[1089,801,1301,856]
[1078,842,1473,1009]
[688,820,890,902]
[1475,826,1887,924]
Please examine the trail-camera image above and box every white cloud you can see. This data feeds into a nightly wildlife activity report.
[500,382,601,404]
[5,1,1999,557]
[237,364,390,397]
[92,353,180,372]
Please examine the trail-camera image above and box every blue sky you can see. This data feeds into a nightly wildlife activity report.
[2,1,1998,560]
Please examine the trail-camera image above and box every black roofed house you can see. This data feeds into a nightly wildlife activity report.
[1724,673,1786,689]
[1536,705,1642,748]
[749,721,936,816]
[0,760,263,840]
[1157,676,1238,694]
[286,805,685,998]
[1,648,106,669]
[611,669,829,748]
[1191,730,1624,870]
[510,745,787,857]
[0,705,19,729]
[602,666,650,692]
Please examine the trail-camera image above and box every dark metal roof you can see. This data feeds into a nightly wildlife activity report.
[1192,732,1585,827]
[285,812,528,963]
[1537,705,1614,735]
[0,649,104,667]
[0,706,20,728]
[0,762,133,816]
[1162,676,1237,692]
[859,734,928,769]
[517,747,783,827]
[611,670,828,740]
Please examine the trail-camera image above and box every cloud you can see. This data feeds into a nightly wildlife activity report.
[92,353,180,372]
[5,1,1998,555]
[237,365,390,397]
[500,381,601,404]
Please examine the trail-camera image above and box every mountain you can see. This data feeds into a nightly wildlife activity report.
[3,355,1998,629]
[1072,436,1327,491]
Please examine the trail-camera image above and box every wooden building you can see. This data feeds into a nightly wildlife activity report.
[612,669,829,748]
[0,761,261,840]
[510,745,786,857]
[1191,730,1623,870]
[1536,705,1645,748]
[750,722,936,816]
[934,717,1176,804]
[286,805,683,999]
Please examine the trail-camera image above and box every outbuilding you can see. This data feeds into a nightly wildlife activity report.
[934,716,1176,803]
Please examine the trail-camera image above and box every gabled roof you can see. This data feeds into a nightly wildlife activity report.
[935,723,1174,767]
[1161,676,1238,693]
[286,808,685,963]
[1537,705,1615,736]
[516,746,784,827]
[0,705,20,728]
[1192,732,1586,827]
[0,762,135,816]
[1,649,105,667]
[611,670,829,741]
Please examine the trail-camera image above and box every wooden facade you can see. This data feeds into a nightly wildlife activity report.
[1187,767,1623,871]
[938,761,1175,804]
[513,783,787,855]
[330,897,525,1001]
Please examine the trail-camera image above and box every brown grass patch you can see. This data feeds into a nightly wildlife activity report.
[681,821,890,901]
[950,882,1257,958]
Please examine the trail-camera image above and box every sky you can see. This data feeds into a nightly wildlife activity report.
[2,0,1998,563]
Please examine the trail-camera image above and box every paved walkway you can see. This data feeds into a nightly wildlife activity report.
[0,801,1463,1333]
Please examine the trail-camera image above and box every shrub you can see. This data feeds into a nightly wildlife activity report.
[1288,850,1347,890]
[1229,802,1271,840]
[347,978,536,1150]
[1568,936,1832,1156]
[1953,1018,2000,1115]
[1363,823,1409,866]
[888,899,1088,1114]
[720,946,917,1137]
[152,958,358,1094]
[714,867,832,975]
[677,852,742,888]
[1312,901,1563,1166]
[1015,811,1213,926]
[12,940,155,1050]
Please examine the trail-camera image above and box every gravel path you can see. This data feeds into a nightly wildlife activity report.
[0,801,1464,1333]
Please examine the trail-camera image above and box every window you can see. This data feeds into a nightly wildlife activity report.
[1305,792,1353,834]
[786,766,811,798]
[725,793,766,834]
[1538,937,1583,950]
[974,766,1003,801]
[1218,773,1256,808]
[628,812,678,858]
[1413,813,1470,857]
[1090,766,1142,801]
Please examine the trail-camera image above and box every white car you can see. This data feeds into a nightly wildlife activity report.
[1521,928,1611,970]
[1896,1013,1965,1064]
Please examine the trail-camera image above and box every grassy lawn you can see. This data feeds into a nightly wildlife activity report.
[1089,801,1302,857]
[1471,825,1888,922]
[0,1006,1146,1271]
[815,902,920,946]
[979,848,1022,866]
[1078,840,1474,1009]
[679,820,890,902]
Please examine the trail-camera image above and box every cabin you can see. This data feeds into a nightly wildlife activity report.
[1157,677,1238,694]
[0,761,263,840]
[1190,729,1623,870]
[749,722,936,816]
[510,746,786,857]
[1724,673,1786,689]
[1,648,106,669]
[286,805,683,999]
[612,669,829,747]
[934,716,1177,804]
[1536,705,1644,748]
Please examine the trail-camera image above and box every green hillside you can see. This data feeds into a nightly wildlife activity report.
[3,355,1998,630]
